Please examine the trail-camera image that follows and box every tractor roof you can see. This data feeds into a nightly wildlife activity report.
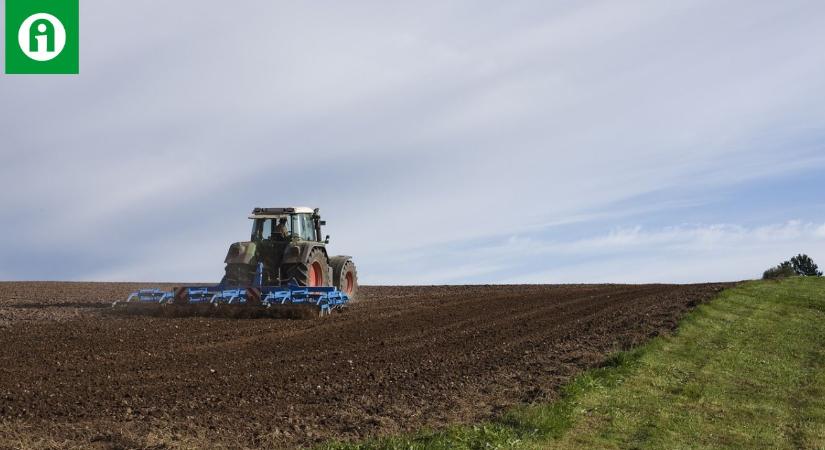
[249,207,316,218]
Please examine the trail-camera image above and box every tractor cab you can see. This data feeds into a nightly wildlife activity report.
[249,207,328,243]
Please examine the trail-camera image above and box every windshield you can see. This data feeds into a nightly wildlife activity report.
[251,217,291,241]
[250,214,316,241]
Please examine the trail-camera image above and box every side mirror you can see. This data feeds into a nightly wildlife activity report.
[324,235,330,244]
[320,220,327,226]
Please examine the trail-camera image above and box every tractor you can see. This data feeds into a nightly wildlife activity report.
[113,207,357,318]
[224,207,357,296]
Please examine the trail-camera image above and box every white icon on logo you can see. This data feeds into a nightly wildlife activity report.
[18,13,66,62]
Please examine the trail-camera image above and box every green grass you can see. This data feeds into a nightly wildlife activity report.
[320,278,825,450]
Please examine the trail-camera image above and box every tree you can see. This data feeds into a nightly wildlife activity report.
[790,254,822,277]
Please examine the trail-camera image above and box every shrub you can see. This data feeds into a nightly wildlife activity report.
[763,261,796,280]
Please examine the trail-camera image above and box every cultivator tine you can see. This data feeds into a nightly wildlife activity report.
[111,289,171,316]
[129,289,173,304]
[185,287,213,303]
[259,285,349,318]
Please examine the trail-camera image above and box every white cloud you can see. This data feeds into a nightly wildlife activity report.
[497,221,825,284]
[1,1,825,282]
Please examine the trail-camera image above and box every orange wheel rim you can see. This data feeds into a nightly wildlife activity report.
[309,262,322,286]
[344,272,354,294]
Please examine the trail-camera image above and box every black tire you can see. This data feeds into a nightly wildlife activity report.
[330,256,358,299]
[283,248,330,287]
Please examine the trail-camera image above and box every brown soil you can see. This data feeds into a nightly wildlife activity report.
[0,282,729,449]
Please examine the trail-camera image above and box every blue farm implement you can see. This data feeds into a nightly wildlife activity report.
[112,281,350,319]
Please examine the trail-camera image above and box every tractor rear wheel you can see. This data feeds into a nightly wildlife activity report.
[284,248,330,287]
[330,256,358,299]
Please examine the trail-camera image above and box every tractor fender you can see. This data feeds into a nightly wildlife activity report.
[224,241,258,265]
[329,255,353,278]
[282,242,328,265]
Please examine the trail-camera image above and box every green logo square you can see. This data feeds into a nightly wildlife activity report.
[5,0,79,74]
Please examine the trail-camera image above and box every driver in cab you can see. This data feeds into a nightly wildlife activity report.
[275,218,289,240]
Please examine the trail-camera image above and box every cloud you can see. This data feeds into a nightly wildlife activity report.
[364,220,825,284]
[497,221,825,283]
[1,1,825,283]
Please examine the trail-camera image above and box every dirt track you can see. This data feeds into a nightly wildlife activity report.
[0,282,728,449]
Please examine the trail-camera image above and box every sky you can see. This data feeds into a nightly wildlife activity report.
[1,0,824,284]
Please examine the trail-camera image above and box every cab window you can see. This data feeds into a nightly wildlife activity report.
[252,217,291,240]
[261,219,273,240]
[295,214,316,241]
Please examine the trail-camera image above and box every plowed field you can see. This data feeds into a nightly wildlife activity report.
[0,282,728,449]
